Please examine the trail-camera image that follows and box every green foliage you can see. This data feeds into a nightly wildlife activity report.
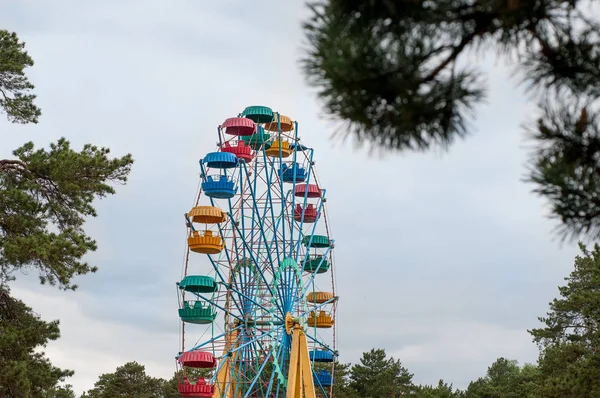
[43,385,76,398]
[526,105,600,239]
[535,342,600,398]
[329,362,358,398]
[464,358,540,398]
[0,29,134,397]
[417,380,464,398]
[302,1,600,240]
[530,242,600,348]
[81,362,165,398]
[0,31,134,290]
[529,242,600,397]
[0,287,74,398]
[349,348,415,397]
[0,30,41,123]
[302,1,485,152]
[161,373,181,398]
[313,361,358,398]
[0,138,134,290]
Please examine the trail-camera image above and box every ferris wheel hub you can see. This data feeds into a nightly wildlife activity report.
[285,312,295,335]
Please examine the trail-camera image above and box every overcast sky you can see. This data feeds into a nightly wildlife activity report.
[2,0,584,395]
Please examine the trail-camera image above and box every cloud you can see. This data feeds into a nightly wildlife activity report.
[12,285,178,396]
[392,320,538,388]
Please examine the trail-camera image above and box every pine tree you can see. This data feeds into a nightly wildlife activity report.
[0,29,133,396]
[464,358,540,398]
[313,361,358,398]
[0,138,133,290]
[0,29,133,290]
[0,287,73,397]
[81,362,165,398]
[43,385,76,398]
[529,243,600,397]
[302,1,600,240]
[0,30,41,124]
[349,348,415,397]
[417,380,465,398]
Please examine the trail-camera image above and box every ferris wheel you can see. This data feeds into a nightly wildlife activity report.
[174,105,338,398]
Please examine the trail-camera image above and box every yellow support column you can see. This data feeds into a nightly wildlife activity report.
[213,330,238,398]
[286,313,316,398]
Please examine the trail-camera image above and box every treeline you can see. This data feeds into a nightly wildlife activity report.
[47,350,575,398]
[328,351,538,397]
[41,352,525,397]
[35,352,526,397]
[40,242,600,397]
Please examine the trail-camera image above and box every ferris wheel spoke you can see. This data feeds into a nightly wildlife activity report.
[261,150,283,266]
[298,297,337,317]
[279,252,305,313]
[231,247,258,319]
[186,323,245,353]
[226,326,284,357]
[236,161,247,255]
[225,212,285,315]
[241,161,279,278]
[203,254,228,284]
[227,284,283,322]
[187,197,237,285]
[242,348,274,398]
[191,292,246,323]
[274,133,291,257]
[315,378,329,397]
[194,171,240,276]
[228,196,244,264]
[210,330,247,397]
[274,258,303,316]
[292,163,321,256]
[263,325,292,394]
[304,333,335,354]
[282,189,299,256]
[283,270,299,314]
[267,216,291,260]
[290,148,316,245]
[247,162,258,242]
[297,189,326,244]
[297,246,333,298]
[287,123,304,250]
[264,343,282,397]
[202,254,245,316]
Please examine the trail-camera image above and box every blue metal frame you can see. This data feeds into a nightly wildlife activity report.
[181,116,335,398]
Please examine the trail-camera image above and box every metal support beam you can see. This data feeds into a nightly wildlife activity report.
[286,314,316,398]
